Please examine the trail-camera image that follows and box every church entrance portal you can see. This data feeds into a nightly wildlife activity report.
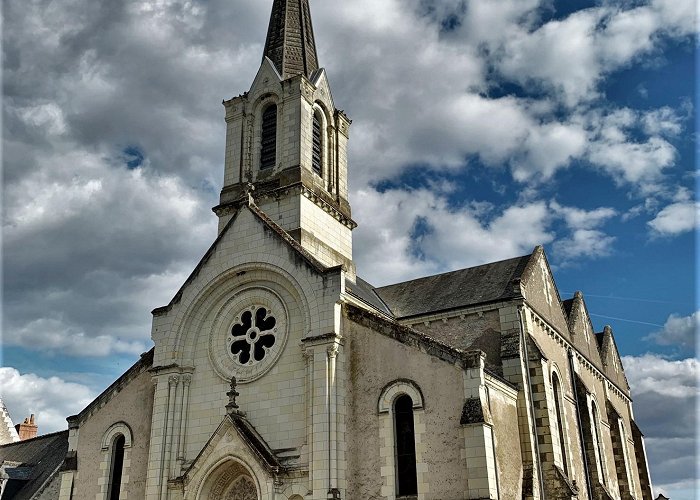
[199,460,259,500]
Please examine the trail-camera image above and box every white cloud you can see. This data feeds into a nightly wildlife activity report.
[648,201,699,236]
[351,188,554,286]
[549,202,617,261]
[645,311,699,350]
[622,354,698,498]
[0,368,96,434]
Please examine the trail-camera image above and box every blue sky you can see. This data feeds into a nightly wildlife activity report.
[1,0,697,497]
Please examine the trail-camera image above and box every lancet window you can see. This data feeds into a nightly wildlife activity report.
[394,394,418,496]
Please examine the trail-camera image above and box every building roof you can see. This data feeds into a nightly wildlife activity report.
[345,276,392,316]
[372,254,532,319]
[0,399,20,445]
[263,0,319,79]
[0,430,68,500]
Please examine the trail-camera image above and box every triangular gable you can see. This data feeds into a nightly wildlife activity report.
[152,202,334,315]
[519,246,570,337]
[310,68,336,110]
[566,292,604,369]
[249,56,283,93]
[598,326,630,395]
[183,414,281,486]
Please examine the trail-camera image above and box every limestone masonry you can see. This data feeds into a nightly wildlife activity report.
[0,1,656,499]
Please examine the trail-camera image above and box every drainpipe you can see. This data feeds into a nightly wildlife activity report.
[517,307,546,499]
[568,349,593,500]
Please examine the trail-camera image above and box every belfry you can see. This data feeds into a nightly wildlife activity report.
[215,0,355,276]
[5,1,656,499]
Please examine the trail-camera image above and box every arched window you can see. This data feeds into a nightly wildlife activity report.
[552,373,569,475]
[100,422,132,500]
[312,109,323,176]
[260,104,277,170]
[618,419,635,492]
[591,401,606,486]
[394,394,418,496]
[108,434,125,500]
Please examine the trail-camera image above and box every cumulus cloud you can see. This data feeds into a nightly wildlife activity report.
[622,354,698,496]
[645,311,699,350]
[648,201,699,236]
[550,202,617,261]
[1,0,693,362]
[352,188,554,285]
[0,368,96,434]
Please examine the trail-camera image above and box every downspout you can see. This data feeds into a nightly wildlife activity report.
[568,349,594,500]
[517,307,546,499]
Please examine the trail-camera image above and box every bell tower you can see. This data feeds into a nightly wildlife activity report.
[215,0,355,276]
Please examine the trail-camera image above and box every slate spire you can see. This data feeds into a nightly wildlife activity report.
[263,0,319,79]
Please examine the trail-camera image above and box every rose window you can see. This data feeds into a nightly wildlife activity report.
[229,306,278,365]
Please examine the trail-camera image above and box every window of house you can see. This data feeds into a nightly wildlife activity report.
[619,419,635,493]
[552,373,569,476]
[591,401,606,486]
[260,104,277,170]
[394,394,418,496]
[312,110,323,176]
[108,434,126,500]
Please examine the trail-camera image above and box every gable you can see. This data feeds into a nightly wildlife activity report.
[151,204,344,369]
[519,246,570,336]
[249,57,283,96]
[310,68,336,111]
[566,292,605,369]
[183,415,278,499]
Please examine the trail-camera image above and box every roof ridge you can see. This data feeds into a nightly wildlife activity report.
[0,429,68,448]
[375,253,531,290]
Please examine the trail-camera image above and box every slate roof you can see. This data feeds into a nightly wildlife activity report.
[372,254,532,319]
[345,276,392,315]
[263,0,319,79]
[0,430,68,500]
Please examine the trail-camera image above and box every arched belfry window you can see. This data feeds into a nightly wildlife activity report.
[108,434,125,500]
[260,104,277,170]
[552,373,569,475]
[394,394,418,496]
[312,109,323,176]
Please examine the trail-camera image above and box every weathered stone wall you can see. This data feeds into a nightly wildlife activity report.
[525,305,644,499]
[344,314,469,499]
[409,309,502,370]
[485,374,523,498]
[72,367,154,500]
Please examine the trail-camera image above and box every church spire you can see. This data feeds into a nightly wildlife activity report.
[263,0,319,79]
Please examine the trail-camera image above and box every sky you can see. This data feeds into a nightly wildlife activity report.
[1,0,697,497]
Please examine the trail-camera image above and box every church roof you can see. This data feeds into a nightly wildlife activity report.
[263,0,319,79]
[0,430,68,500]
[372,253,532,319]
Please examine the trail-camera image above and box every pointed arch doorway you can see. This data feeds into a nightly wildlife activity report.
[199,460,260,500]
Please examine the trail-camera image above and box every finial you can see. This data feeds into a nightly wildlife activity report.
[245,182,256,206]
[226,376,246,417]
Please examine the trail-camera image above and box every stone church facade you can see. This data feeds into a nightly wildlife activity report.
[14,0,656,499]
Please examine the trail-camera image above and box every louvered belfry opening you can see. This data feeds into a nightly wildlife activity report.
[261,105,277,170]
[312,110,322,176]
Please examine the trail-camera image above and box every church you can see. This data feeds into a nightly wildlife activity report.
[1,1,656,499]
